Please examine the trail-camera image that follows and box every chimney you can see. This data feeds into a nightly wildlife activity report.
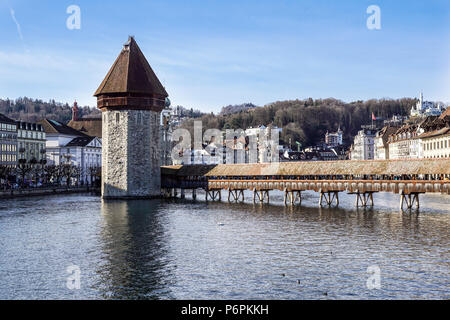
[72,100,79,121]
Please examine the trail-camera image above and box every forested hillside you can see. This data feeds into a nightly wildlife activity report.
[1,96,417,147]
[180,98,417,147]
[0,97,100,123]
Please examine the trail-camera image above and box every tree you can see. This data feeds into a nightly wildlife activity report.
[15,160,33,187]
[0,165,12,189]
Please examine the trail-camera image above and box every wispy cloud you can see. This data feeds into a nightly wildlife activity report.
[9,8,23,41]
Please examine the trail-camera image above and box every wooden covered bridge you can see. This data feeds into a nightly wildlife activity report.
[161,159,450,210]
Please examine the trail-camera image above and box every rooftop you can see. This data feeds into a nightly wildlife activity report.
[65,136,97,147]
[162,159,450,177]
[94,36,168,98]
[67,118,102,138]
[0,113,16,125]
[38,119,88,137]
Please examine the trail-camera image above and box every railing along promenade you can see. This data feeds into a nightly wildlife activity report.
[161,159,450,210]
[0,185,100,199]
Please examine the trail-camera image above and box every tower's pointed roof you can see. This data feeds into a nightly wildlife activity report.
[94,36,168,98]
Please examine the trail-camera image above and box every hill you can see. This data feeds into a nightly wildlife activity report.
[219,103,259,115]
[180,97,417,147]
[0,97,100,123]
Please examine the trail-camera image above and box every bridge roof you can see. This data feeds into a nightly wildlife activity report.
[161,164,217,177]
[162,159,450,177]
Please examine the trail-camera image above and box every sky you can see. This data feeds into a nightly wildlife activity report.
[0,0,449,112]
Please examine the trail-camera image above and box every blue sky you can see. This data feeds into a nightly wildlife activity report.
[0,0,449,112]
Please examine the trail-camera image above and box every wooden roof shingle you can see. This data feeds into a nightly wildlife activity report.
[94,36,168,98]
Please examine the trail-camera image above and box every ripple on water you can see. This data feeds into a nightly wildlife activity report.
[0,192,448,299]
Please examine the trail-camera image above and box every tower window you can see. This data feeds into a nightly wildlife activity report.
[116,113,120,124]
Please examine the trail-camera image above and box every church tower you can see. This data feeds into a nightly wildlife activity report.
[94,36,168,199]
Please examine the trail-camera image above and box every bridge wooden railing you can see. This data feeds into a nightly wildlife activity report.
[208,179,450,195]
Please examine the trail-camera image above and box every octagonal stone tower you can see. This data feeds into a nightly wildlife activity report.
[94,36,168,199]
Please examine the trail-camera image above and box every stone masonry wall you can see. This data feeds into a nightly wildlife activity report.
[102,109,161,198]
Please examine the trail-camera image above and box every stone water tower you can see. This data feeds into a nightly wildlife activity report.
[94,36,168,199]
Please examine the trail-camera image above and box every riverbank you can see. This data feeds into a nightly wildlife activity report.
[0,186,100,199]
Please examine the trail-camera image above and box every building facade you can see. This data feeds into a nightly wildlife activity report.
[410,92,445,117]
[350,127,376,160]
[39,119,101,184]
[420,108,450,159]
[0,114,18,166]
[173,125,282,165]
[17,122,46,164]
[325,127,343,147]
[374,126,400,160]
[64,136,102,184]
[388,124,422,159]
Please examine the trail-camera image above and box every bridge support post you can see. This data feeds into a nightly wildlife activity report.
[284,190,302,206]
[253,190,269,204]
[206,189,221,202]
[400,192,420,211]
[228,190,244,202]
[180,188,185,199]
[319,190,339,207]
[192,189,197,200]
[353,191,375,208]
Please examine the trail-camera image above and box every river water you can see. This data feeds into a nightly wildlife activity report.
[0,190,449,299]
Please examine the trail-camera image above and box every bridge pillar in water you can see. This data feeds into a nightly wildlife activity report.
[206,189,221,201]
[192,189,197,200]
[284,190,302,206]
[400,192,420,211]
[253,189,270,203]
[319,190,339,207]
[352,191,375,208]
[228,189,244,202]
[95,36,168,199]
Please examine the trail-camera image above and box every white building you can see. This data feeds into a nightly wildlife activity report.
[374,126,400,160]
[388,124,420,159]
[173,125,282,165]
[350,127,376,160]
[421,129,450,159]
[325,126,343,147]
[410,92,445,117]
[39,119,102,184]
[17,122,46,164]
[420,108,450,159]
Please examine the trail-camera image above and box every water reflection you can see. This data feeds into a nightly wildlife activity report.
[0,193,448,299]
[98,200,173,299]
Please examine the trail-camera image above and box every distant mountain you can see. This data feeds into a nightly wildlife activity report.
[219,103,259,115]
[0,97,100,123]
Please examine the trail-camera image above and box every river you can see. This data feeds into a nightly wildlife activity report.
[0,190,448,299]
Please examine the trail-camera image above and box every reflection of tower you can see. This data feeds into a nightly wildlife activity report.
[100,200,171,298]
[94,36,168,199]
